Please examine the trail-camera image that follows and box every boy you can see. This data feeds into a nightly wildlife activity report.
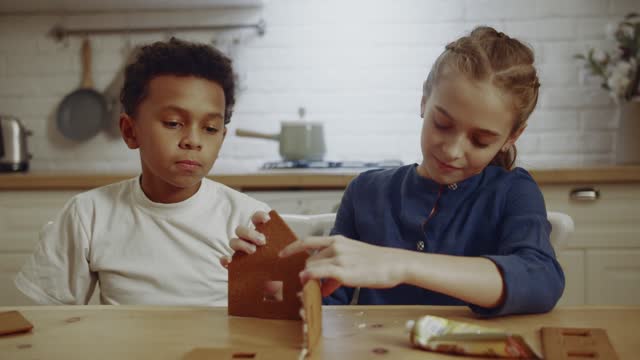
[15,38,269,306]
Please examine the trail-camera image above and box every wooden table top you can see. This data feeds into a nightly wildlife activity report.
[0,305,639,359]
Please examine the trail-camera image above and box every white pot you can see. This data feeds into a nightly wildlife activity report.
[235,122,326,161]
[615,100,640,165]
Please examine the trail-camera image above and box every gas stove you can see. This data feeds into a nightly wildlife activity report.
[262,159,404,169]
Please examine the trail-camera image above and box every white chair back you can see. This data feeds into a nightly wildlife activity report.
[281,213,336,238]
[547,211,574,252]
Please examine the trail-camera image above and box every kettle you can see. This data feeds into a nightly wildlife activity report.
[0,115,32,172]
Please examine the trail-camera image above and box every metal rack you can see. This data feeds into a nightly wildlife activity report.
[49,19,266,42]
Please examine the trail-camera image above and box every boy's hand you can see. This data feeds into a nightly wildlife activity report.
[220,211,270,268]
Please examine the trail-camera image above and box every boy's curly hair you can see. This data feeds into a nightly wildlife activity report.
[120,37,235,124]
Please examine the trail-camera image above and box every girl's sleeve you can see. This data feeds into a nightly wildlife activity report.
[322,177,359,305]
[470,172,565,316]
[14,197,98,305]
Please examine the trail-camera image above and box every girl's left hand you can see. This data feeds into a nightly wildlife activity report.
[279,235,405,297]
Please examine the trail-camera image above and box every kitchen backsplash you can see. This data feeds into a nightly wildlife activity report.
[0,0,637,173]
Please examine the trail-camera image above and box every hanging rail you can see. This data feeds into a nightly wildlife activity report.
[49,19,266,42]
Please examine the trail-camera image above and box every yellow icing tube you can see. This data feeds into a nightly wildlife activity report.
[407,315,540,359]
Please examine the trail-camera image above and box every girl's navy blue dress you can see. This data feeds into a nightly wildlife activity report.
[324,164,565,317]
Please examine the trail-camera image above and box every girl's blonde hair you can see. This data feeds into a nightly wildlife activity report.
[423,26,540,170]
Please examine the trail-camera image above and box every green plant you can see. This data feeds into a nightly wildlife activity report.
[575,13,640,102]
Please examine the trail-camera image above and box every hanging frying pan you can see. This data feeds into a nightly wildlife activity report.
[56,38,108,141]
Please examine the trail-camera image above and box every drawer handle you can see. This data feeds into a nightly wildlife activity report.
[570,188,600,201]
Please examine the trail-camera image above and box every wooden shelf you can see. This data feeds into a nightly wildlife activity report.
[1,166,639,191]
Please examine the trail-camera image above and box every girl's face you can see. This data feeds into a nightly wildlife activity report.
[418,72,524,184]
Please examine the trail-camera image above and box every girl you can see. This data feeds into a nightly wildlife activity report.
[226,27,564,317]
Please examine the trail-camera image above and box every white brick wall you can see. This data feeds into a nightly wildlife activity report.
[0,0,637,173]
[581,108,617,130]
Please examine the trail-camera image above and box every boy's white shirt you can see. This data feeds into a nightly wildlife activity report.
[14,176,270,306]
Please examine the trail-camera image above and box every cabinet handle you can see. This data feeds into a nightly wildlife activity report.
[569,187,600,201]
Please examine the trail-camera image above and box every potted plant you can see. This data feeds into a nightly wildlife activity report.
[575,13,640,164]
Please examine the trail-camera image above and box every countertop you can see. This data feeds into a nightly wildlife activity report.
[1,166,640,191]
[1,305,638,359]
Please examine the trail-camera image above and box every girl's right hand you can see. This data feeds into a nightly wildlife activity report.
[220,211,270,268]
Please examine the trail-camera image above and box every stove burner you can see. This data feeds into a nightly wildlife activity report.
[262,160,403,169]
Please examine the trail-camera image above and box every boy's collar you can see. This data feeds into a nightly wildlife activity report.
[133,175,207,209]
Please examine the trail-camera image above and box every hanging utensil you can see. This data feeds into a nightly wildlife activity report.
[56,38,108,141]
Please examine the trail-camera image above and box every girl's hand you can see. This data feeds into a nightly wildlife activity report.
[220,211,270,268]
[279,235,406,297]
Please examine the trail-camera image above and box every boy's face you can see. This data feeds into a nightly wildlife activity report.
[418,72,524,185]
[120,75,227,203]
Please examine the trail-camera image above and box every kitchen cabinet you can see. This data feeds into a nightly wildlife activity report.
[0,190,101,305]
[586,250,640,305]
[1,172,639,307]
[0,191,79,253]
[541,184,640,249]
[0,191,79,306]
[554,250,585,306]
[540,183,640,306]
[0,254,32,305]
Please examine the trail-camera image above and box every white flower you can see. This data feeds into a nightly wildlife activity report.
[621,24,635,38]
[607,70,631,98]
[592,49,607,63]
[576,13,640,101]
[605,58,638,100]
[606,60,634,99]
[614,60,633,75]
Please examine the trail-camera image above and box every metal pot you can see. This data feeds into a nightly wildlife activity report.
[236,122,326,161]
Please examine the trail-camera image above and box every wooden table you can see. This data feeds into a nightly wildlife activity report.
[1,305,638,359]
